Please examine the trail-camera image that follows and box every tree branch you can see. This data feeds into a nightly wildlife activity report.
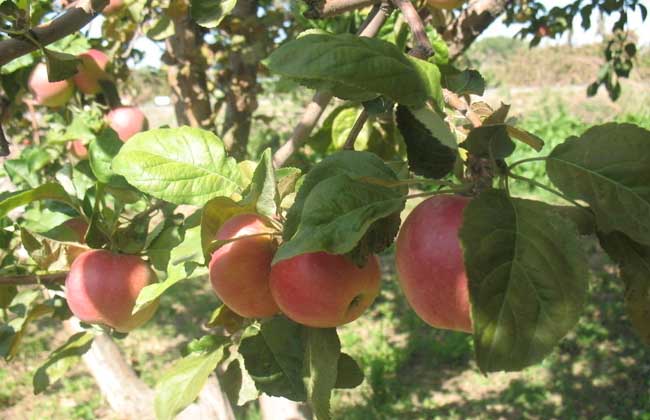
[272,3,393,167]
[343,109,368,150]
[0,0,108,67]
[0,272,68,286]
[391,0,433,59]
[304,0,378,19]
[443,0,513,61]
[443,88,482,127]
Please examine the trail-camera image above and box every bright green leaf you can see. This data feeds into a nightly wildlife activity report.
[33,332,94,394]
[302,328,340,420]
[0,183,79,219]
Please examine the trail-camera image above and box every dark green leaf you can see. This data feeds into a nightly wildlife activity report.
[334,353,364,389]
[395,105,456,179]
[44,49,79,82]
[239,318,307,401]
[113,127,244,206]
[439,65,486,96]
[205,304,245,334]
[221,356,259,406]
[190,0,237,28]
[546,123,650,246]
[459,189,588,372]
[598,232,650,344]
[460,125,515,159]
[506,126,544,152]
[266,33,443,108]
[0,286,17,309]
[33,332,94,394]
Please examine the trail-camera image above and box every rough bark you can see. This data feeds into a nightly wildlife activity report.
[164,5,212,128]
[443,0,514,61]
[63,318,236,420]
[220,0,260,160]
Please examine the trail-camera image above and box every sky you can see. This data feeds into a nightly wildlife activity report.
[88,0,649,68]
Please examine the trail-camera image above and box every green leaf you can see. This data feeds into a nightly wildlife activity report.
[275,174,404,264]
[395,105,457,179]
[205,304,245,334]
[112,127,244,206]
[0,183,79,219]
[439,65,485,96]
[302,328,340,420]
[506,126,544,152]
[146,214,185,272]
[240,148,278,218]
[276,167,302,202]
[44,49,80,82]
[154,337,229,420]
[200,197,254,262]
[334,353,364,389]
[598,232,650,344]
[190,0,237,28]
[459,189,588,372]
[265,33,442,108]
[547,123,650,246]
[33,332,94,394]
[88,129,129,187]
[460,124,515,159]
[1,290,55,361]
[0,286,17,309]
[221,356,259,406]
[239,318,307,401]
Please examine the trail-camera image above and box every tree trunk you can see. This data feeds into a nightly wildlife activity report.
[220,0,260,160]
[164,3,213,128]
[259,395,312,420]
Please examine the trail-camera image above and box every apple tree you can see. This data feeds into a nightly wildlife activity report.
[0,0,648,419]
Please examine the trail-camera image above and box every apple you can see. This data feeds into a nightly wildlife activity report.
[27,63,74,108]
[270,252,381,328]
[73,49,110,95]
[395,195,472,333]
[426,0,465,10]
[103,0,124,14]
[208,214,279,318]
[63,217,89,264]
[68,140,88,159]
[65,249,159,332]
[107,106,148,142]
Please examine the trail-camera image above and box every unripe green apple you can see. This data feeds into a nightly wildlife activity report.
[270,252,381,328]
[209,214,279,318]
[395,195,472,333]
[65,249,159,332]
[73,49,110,95]
[107,106,148,142]
[28,63,74,108]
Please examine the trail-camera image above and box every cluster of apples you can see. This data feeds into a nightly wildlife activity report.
[62,195,473,333]
[208,194,473,331]
[27,48,147,158]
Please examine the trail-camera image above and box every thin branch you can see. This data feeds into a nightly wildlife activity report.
[304,0,378,19]
[272,3,393,168]
[0,0,108,67]
[0,272,68,286]
[443,88,482,127]
[0,120,8,157]
[343,109,368,150]
[391,0,433,59]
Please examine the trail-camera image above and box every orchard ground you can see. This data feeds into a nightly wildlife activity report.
[1,38,650,420]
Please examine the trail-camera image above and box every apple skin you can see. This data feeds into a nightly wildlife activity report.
[395,195,472,333]
[270,252,381,328]
[68,140,88,159]
[28,63,74,108]
[107,106,148,142]
[65,249,159,332]
[209,214,279,318]
[103,0,125,14]
[73,49,110,95]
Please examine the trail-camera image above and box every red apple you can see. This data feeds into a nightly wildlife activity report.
[395,195,472,333]
[209,214,279,318]
[103,0,124,14]
[68,140,88,159]
[73,49,110,95]
[107,106,148,142]
[65,249,159,332]
[270,252,381,328]
[28,63,74,108]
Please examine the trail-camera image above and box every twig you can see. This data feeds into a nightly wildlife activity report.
[0,272,68,286]
[0,121,9,157]
[391,0,433,59]
[343,109,368,150]
[0,0,108,67]
[272,3,393,167]
[23,98,41,145]
[304,0,378,19]
[442,88,482,127]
